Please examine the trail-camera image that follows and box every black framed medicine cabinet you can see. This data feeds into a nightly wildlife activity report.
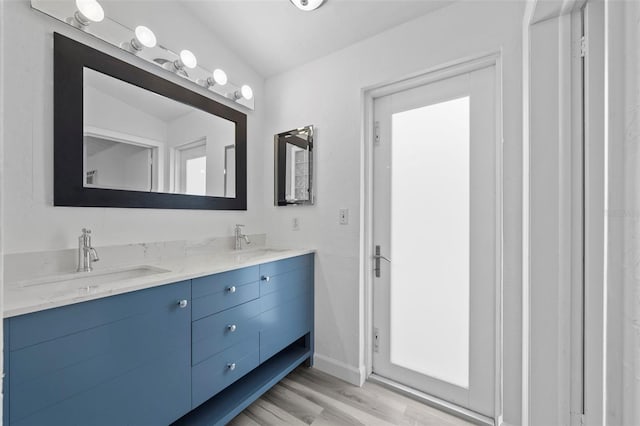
[54,33,247,210]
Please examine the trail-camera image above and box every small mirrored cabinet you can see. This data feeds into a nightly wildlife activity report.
[274,126,314,206]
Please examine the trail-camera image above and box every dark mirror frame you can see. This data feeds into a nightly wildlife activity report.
[53,33,247,210]
[274,125,314,206]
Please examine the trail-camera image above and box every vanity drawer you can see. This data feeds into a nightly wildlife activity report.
[260,292,313,363]
[192,265,259,300]
[192,335,260,409]
[192,298,261,365]
[192,280,259,320]
[260,267,313,311]
[259,254,313,281]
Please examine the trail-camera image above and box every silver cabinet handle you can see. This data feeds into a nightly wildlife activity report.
[227,362,236,371]
[227,324,237,332]
[177,299,188,308]
[226,285,236,293]
[261,275,270,282]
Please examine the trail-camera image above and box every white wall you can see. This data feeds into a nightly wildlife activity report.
[263,2,524,424]
[621,4,640,423]
[86,139,152,191]
[607,1,640,424]
[84,85,169,143]
[0,0,5,420]
[1,0,265,254]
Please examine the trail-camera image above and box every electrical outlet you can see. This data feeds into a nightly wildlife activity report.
[292,217,300,231]
[339,208,349,225]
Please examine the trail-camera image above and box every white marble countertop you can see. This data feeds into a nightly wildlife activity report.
[4,247,315,318]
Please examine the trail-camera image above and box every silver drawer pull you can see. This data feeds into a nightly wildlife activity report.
[177,299,188,308]
[226,285,236,293]
[227,362,236,371]
[261,275,270,282]
[227,324,237,332]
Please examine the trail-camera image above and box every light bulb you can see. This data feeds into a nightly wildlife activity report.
[240,85,253,100]
[75,0,104,23]
[134,26,156,49]
[290,0,324,11]
[212,69,228,86]
[179,50,197,69]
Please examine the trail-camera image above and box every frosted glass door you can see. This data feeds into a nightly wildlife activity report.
[372,66,497,418]
[391,96,470,389]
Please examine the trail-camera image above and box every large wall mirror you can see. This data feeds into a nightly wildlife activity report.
[274,126,314,206]
[54,33,247,210]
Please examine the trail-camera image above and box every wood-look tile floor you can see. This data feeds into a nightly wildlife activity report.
[228,366,474,426]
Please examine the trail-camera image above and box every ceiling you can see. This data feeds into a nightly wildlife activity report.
[180,0,455,78]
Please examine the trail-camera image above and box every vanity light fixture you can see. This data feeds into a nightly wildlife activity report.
[233,85,254,101]
[177,49,198,69]
[200,68,228,89]
[43,0,255,109]
[166,49,197,76]
[71,0,104,28]
[290,0,325,12]
[127,25,157,52]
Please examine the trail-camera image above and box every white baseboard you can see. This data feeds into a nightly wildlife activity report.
[312,353,366,386]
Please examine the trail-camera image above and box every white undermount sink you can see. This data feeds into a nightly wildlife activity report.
[233,248,289,262]
[18,265,171,293]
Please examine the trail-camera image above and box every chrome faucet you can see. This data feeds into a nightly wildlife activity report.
[234,224,251,250]
[77,228,99,272]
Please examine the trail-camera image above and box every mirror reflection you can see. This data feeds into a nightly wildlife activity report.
[83,67,236,197]
[275,126,314,206]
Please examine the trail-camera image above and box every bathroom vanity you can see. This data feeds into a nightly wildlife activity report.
[3,250,314,426]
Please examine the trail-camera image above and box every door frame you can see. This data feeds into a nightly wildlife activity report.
[361,51,504,424]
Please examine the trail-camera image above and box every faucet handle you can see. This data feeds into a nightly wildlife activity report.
[235,224,245,228]
[81,228,91,234]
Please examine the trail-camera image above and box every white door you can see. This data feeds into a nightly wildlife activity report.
[176,140,207,195]
[372,65,498,418]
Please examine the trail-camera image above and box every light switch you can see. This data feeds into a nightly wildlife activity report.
[339,209,349,225]
[292,217,300,231]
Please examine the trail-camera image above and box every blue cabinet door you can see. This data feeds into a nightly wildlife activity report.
[259,254,314,363]
[6,281,192,426]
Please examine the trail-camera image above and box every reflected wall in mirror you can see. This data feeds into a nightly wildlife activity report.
[275,126,314,206]
[83,68,236,198]
[54,33,247,210]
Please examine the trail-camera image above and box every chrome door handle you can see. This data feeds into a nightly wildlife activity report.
[373,254,391,262]
[373,245,391,278]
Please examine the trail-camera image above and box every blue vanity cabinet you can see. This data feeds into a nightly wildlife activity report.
[174,253,314,426]
[4,280,192,426]
[259,254,314,362]
[3,253,314,426]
